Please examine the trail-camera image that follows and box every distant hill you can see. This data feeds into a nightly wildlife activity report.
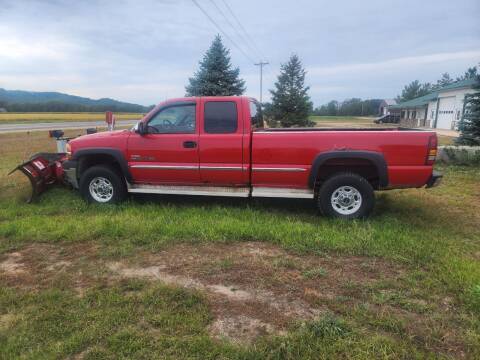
[0,88,151,113]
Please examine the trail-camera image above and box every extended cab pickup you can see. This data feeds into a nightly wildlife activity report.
[63,96,442,219]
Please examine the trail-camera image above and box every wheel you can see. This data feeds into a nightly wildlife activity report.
[317,172,374,219]
[79,165,127,204]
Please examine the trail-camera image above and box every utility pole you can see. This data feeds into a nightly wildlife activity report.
[254,61,269,105]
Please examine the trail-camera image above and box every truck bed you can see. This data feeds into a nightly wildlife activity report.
[251,127,435,190]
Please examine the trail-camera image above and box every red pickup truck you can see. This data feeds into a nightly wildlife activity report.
[59,96,441,219]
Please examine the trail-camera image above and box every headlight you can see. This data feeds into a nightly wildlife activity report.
[66,143,72,159]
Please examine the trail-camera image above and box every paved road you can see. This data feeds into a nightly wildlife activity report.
[0,119,138,133]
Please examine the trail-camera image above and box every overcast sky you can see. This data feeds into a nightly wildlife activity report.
[1,0,479,107]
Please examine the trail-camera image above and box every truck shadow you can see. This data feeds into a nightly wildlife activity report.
[131,193,319,216]
[129,192,433,224]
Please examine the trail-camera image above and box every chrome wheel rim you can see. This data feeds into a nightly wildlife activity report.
[89,177,113,203]
[331,185,362,215]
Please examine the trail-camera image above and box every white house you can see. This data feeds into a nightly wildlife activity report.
[378,99,397,116]
[388,78,478,130]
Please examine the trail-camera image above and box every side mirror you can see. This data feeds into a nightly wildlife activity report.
[137,122,147,135]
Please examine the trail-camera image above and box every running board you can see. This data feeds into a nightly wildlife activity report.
[128,184,250,197]
[128,184,314,199]
[251,187,314,199]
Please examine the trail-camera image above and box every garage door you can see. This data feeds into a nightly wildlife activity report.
[436,97,455,129]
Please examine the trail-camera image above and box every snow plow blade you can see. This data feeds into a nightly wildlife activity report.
[9,153,66,203]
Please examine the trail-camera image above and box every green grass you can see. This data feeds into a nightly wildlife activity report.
[302,267,328,279]
[0,131,479,358]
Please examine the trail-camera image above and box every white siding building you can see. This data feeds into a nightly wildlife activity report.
[378,99,397,116]
[388,78,478,130]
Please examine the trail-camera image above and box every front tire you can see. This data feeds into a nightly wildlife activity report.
[317,172,374,219]
[79,165,127,204]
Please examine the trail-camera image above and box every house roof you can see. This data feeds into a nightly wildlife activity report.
[436,77,477,91]
[390,78,478,109]
[383,99,397,106]
[390,92,438,109]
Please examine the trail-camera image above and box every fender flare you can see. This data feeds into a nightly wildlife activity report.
[72,148,132,182]
[308,150,388,189]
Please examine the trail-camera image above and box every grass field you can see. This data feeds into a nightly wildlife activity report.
[0,131,479,358]
[310,115,378,127]
[0,112,144,123]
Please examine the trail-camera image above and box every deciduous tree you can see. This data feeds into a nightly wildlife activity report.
[396,80,432,102]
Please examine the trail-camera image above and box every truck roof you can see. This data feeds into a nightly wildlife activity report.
[157,96,254,107]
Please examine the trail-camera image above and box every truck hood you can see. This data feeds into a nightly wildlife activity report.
[69,129,130,152]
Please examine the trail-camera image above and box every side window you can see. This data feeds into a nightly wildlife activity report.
[249,100,264,129]
[204,101,237,134]
[147,104,195,134]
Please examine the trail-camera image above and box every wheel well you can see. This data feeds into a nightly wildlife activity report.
[78,155,124,181]
[313,158,380,192]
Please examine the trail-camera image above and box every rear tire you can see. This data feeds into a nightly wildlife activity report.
[79,165,127,204]
[317,172,374,219]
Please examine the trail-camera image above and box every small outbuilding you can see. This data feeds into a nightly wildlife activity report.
[378,99,397,116]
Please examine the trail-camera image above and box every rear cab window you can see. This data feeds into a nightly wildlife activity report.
[204,101,238,134]
[249,100,263,129]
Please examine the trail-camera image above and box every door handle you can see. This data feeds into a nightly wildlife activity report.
[183,141,197,148]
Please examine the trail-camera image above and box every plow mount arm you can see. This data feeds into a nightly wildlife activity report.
[9,153,67,203]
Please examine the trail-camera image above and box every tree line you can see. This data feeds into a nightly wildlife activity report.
[0,100,149,113]
[312,99,383,117]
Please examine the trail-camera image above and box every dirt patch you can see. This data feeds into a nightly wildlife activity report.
[0,313,18,330]
[105,242,403,343]
[209,315,278,344]
[0,252,25,274]
[1,242,403,344]
[107,262,203,289]
[1,241,463,353]
[0,243,97,292]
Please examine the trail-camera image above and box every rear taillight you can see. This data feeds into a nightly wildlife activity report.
[426,135,438,165]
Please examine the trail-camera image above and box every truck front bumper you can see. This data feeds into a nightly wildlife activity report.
[426,170,443,188]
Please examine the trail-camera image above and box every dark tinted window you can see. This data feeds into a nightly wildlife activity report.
[249,100,263,129]
[204,101,237,134]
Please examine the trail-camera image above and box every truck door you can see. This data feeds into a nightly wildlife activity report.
[127,101,200,184]
[199,98,246,185]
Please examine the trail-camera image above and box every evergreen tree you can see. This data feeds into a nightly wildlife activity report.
[457,75,480,145]
[456,66,478,81]
[266,54,313,127]
[185,35,245,96]
[434,72,454,89]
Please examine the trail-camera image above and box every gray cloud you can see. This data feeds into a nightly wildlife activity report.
[0,0,479,106]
